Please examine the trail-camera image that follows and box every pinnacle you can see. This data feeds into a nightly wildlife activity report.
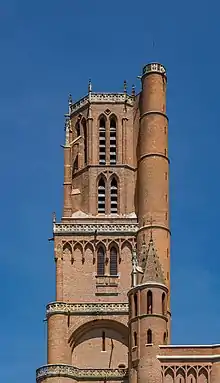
[141,236,165,285]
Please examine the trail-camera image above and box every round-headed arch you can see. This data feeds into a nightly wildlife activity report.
[68,319,128,349]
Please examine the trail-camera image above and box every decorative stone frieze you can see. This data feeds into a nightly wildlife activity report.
[70,93,134,114]
[142,63,166,77]
[53,222,138,235]
[46,302,129,317]
[36,364,128,381]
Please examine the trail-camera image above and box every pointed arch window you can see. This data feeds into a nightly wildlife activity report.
[97,246,105,276]
[82,119,87,165]
[110,246,118,276]
[147,290,153,314]
[110,177,118,214]
[147,329,152,344]
[110,116,117,164]
[98,178,106,213]
[99,117,106,165]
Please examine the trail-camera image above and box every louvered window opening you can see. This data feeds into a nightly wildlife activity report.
[110,119,116,164]
[98,179,105,213]
[110,178,118,214]
[99,118,106,165]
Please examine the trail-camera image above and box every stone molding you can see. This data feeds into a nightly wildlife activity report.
[46,301,129,317]
[36,364,128,381]
[53,222,138,235]
[142,63,166,77]
[70,93,134,114]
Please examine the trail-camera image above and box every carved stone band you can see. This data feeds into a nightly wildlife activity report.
[46,302,129,317]
[142,63,166,78]
[36,364,128,381]
[70,93,134,115]
[53,223,138,235]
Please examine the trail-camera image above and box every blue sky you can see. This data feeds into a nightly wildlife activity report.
[0,0,220,381]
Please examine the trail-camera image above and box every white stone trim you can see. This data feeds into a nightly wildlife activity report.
[36,364,128,381]
[53,222,138,235]
[46,301,129,316]
[157,354,220,361]
[70,92,134,114]
[159,344,220,348]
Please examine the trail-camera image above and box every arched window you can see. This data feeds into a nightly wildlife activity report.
[147,290,153,314]
[110,177,118,214]
[110,116,117,164]
[134,293,138,316]
[75,121,80,137]
[99,117,106,165]
[133,331,137,346]
[110,246,118,275]
[147,329,152,344]
[82,119,87,165]
[97,246,105,275]
[98,178,106,213]
[162,292,166,315]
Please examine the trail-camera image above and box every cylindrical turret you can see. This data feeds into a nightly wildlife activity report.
[128,281,168,383]
[137,63,170,336]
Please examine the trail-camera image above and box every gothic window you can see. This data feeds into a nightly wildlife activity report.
[98,178,106,213]
[147,329,152,344]
[110,177,118,214]
[162,292,166,315]
[75,121,80,137]
[97,246,105,275]
[82,118,87,165]
[133,331,137,346]
[147,290,153,314]
[134,293,138,316]
[99,117,106,165]
[110,246,118,275]
[110,116,117,164]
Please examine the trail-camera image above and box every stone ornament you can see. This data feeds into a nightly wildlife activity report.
[36,364,128,381]
[46,302,129,317]
[70,93,134,115]
[53,223,138,235]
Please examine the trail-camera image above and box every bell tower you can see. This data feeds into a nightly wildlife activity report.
[36,62,171,383]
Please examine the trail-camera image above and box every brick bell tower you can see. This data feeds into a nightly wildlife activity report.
[36,62,170,383]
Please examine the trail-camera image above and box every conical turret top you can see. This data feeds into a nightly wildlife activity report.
[141,235,165,285]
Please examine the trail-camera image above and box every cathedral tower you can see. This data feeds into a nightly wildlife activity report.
[36,62,218,383]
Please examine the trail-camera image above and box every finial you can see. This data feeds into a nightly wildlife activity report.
[123,80,127,94]
[68,93,72,105]
[149,216,153,241]
[52,212,56,223]
[88,79,92,93]
[131,84,135,97]
[64,116,70,145]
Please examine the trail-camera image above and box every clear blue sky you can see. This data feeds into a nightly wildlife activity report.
[0,0,220,381]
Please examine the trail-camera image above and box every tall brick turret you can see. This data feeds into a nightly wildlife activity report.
[136,63,171,340]
[128,234,169,383]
